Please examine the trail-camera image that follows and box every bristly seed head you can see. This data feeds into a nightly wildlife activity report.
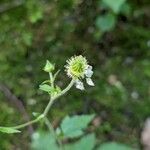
[65,55,94,90]
[65,55,88,79]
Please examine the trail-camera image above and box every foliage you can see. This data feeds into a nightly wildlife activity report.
[31,132,59,150]
[96,0,131,34]
[0,127,20,134]
[97,142,134,150]
[96,13,116,32]
[102,0,126,14]
[31,115,134,150]
[31,114,96,150]
[59,114,95,138]
[65,134,96,150]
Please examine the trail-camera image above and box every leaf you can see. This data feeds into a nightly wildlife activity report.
[97,142,134,150]
[65,134,96,150]
[41,80,51,84]
[31,132,59,150]
[32,112,41,117]
[39,84,52,93]
[0,127,21,134]
[120,3,131,16]
[26,0,44,23]
[60,114,95,138]
[96,13,116,32]
[54,85,61,95]
[102,0,126,14]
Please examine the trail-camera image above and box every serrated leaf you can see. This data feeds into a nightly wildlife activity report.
[31,131,59,150]
[97,142,134,150]
[60,114,95,138]
[39,84,52,92]
[65,134,96,150]
[96,13,116,32]
[0,127,21,134]
[102,0,126,14]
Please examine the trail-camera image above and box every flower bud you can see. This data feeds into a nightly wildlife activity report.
[44,60,55,72]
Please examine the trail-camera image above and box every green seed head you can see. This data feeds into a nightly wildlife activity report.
[65,55,88,79]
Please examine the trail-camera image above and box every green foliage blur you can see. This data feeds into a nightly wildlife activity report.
[0,0,150,149]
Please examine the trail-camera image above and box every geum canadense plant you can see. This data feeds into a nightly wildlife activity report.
[0,55,94,135]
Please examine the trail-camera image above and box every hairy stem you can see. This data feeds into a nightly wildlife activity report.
[43,79,75,116]
[49,72,54,88]
[13,114,44,129]
[10,79,75,130]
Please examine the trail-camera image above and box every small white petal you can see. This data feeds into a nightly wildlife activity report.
[85,65,93,78]
[85,69,93,78]
[75,80,85,90]
[86,78,94,86]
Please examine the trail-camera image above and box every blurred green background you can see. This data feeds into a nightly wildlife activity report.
[0,0,150,149]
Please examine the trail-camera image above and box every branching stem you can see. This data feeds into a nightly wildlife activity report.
[13,114,44,129]
[10,79,75,130]
[43,79,75,116]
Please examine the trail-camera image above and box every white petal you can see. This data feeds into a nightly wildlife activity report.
[75,80,85,90]
[86,78,94,86]
[85,69,93,78]
[85,65,93,78]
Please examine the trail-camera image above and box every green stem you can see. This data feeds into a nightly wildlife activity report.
[49,72,54,88]
[43,79,75,116]
[10,79,75,130]
[53,79,75,100]
[43,98,54,116]
[13,114,44,129]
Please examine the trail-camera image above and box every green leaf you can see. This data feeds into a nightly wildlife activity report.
[39,84,52,92]
[31,132,59,150]
[65,134,96,150]
[54,85,61,95]
[41,80,51,84]
[60,114,95,138]
[96,13,116,32]
[26,0,44,23]
[102,0,126,14]
[0,127,21,134]
[120,3,131,16]
[97,142,134,150]
[32,112,41,117]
